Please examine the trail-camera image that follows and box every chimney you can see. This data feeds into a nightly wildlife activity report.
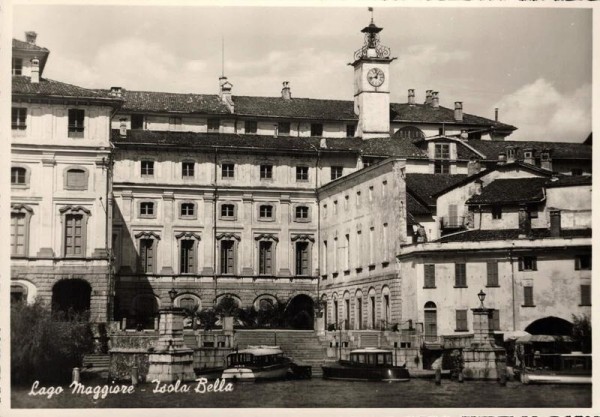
[540,149,552,171]
[495,107,499,122]
[119,118,127,137]
[30,57,40,83]
[497,152,506,165]
[523,148,534,165]
[550,209,562,237]
[25,31,37,45]
[281,81,292,100]
[425,90,433,105]
[408,89,415,105]
[219,76,234,113]
[320,138,328,149]
[467,158,481,176]
[432,91,439,108]
[473,179,483,195]
[518,205,531,237]
[460,129,469,140]
[454,102,463,122]
[110,86,122,97]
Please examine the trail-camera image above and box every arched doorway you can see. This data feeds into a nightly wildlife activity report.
[424,301,437,342]
[52,279,91,317]
[285,294,314,330]
[131,294,159,330]
[525,316,573,336]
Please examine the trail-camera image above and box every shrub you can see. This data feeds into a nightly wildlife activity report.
[572,314,592,353]
[11,301,94,385]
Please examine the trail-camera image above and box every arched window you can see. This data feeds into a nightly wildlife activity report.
[396,126,425,140]
[355,289,363,330]
[424,301,437,341]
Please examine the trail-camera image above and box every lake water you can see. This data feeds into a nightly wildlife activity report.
[12,378,592,408]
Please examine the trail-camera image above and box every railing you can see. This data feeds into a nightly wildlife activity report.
[440,216,466,230]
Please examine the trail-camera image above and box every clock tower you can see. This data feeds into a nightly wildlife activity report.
[351,13,396,139]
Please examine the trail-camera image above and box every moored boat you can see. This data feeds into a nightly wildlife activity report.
[521,353,591,385]
[221,345,291,382]
[322,348,410,382]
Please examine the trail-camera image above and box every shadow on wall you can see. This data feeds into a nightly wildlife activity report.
[112,203,157,330]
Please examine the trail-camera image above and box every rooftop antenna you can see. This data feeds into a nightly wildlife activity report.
[221,35,225,77]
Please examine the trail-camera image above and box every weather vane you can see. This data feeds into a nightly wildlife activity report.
[368,7,374,24]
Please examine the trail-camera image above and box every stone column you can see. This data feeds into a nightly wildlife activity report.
[461,307,506,380]
[471,308,493,346]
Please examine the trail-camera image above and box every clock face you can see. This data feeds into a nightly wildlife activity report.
[367,67,385,87]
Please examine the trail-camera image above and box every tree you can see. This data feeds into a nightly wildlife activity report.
[571,314,591,353]
[11,301,94,385]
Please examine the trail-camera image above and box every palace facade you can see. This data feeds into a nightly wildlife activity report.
[10,20,592,342]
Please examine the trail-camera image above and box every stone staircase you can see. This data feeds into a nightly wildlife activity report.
[234,330,333,376]
[82,353,110,369]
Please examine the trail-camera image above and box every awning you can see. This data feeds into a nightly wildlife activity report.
[516,334,574,344]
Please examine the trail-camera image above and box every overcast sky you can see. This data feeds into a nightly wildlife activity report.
[13,4,592,142]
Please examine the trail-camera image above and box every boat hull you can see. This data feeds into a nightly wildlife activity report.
[521,373,591,385]
[322,364,410,382]
[222,363,290,382]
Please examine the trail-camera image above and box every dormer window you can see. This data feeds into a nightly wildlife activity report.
[310,123,323,137]
[541,151,550,162]
[12,58,23,75]
[68,109,85,138]
[131,114,144,130]
[346,124,356,137]
[507,147,516,160]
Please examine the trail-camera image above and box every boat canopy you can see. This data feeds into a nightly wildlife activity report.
[235,345,283,356]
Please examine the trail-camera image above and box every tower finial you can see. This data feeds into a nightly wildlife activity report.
[368,7,374,24]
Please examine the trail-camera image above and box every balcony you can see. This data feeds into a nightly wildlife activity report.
[440,216,466,231]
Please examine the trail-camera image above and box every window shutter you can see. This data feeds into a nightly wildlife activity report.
[581,285,591,306]
[575,257,580,271]
[424,264,435,288]
[532,257,537,271]
[187,241,195,273]
[227,242,235,273]
[265,242,272,275]
[518,258,523,271]
[11,213,26,255]
[146,240,154,273]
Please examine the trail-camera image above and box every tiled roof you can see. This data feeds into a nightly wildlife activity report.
[361,137,426,158]
[438,228,591,243]
[407,192,431,216]
[405,174,468,206]
[111,129,364,153]
[233,96,357,120]
[390,103,515,131]
[119,90,230,114]
[466,177,548,205]
[111,88,514,129]
[13,76,120,101]
[467,139,592,160]
[12,39,49,52]
[545,175,592,188]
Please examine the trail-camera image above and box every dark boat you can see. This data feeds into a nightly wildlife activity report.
[521,352,591,385]
[221,345,291,382]
[322,348,410,382]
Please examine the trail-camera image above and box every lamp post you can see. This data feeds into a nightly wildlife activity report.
[478,289,486,309]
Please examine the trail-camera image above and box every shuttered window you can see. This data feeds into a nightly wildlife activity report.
[296,242,310,276]
[220,240,235,274]
[523,286,534,306]
[245,120,257,134]
[11,213,27,256]
[454,263,467,287]
[490,309,500,331]
[259,241,273,275]
[424,264,436,288]
[180,240,195,274]
[140,239,155,274]
[581,285,591,306]
[66,169,87,189]
[65,214,84,256]
[455,309,468,331]
[575,255,591,270]
[12,107,27,130]
[486,261,499,286]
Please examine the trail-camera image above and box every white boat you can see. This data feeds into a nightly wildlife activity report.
[221,345,291,382]
[521,353,591,385]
